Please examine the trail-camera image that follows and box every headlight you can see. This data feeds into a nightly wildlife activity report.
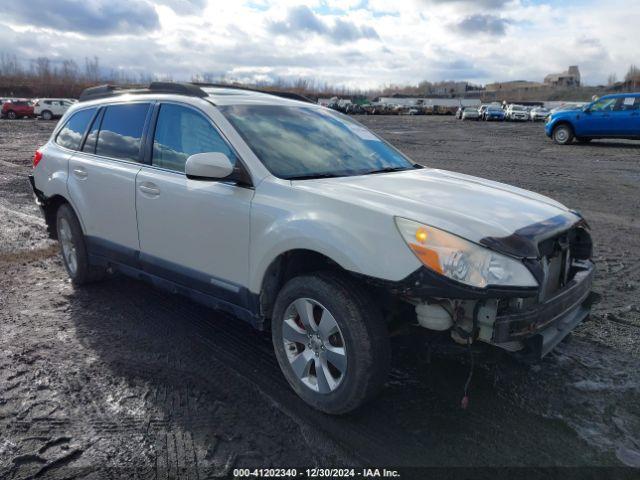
[395,217,538,288]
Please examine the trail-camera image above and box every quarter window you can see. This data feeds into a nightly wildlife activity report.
[96,103,150,162]
[152,104,236,173]
[55,108,96,151]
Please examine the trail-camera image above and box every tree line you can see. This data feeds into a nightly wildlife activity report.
[1,53,639,100]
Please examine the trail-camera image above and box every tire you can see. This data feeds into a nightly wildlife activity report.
[7,110,17,120]
[56,204,107,285]
[271,272,390,415]
[41,110,53,120]
[552,123,574,145]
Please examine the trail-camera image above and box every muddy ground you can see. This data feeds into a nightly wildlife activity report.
[0,116,638,478]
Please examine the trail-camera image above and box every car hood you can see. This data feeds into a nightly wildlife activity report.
[293,168,581,258]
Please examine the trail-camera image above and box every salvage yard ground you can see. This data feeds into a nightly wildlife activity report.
[1,116,639,478]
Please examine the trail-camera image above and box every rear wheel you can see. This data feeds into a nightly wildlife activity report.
[56,204,106,285]
[552,124,574,145]
[7,110,17,120]
[271,272,390,414]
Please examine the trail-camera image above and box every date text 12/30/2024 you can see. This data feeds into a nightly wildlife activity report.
[233,468,401,478]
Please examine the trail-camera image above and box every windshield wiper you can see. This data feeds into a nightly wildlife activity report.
[363,166,417,175]
[286,173,346,180]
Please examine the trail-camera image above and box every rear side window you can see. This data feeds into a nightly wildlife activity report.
[96,103,150,162]
[614,97,639,111]
[152,103,236,173]
[56,108,96,151]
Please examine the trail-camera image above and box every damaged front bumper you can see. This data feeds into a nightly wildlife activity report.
[376,257,595,360]
[492,260,595,359]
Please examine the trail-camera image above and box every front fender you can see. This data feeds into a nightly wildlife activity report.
[248,182,421,293]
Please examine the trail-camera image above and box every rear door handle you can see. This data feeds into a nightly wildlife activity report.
[138,182,160,197]
[72,167,88,179]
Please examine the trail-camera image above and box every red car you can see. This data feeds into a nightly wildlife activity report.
[1,100,35,119]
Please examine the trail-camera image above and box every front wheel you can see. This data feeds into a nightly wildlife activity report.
[552,124,574,145]
[271,272,390,415]
[41,110,53,120]
[7,110,17,119]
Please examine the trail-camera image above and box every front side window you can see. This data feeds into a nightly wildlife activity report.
[152,104,236,173]
[591,98,617,112]
[55,108,96,151]
[219,105,414,179]
[96,103,150,162]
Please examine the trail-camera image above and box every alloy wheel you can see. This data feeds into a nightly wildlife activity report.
[58,217,78,275]
[281,298,347,394]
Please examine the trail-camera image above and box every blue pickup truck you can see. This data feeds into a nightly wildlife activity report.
[545,93,640,145]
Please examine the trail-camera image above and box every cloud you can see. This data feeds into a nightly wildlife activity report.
[0,0,637,88]
[268,5,379,43]
[1,0,160,35]
[424,0,511,8]
[155,0,207,14]
[455,14,510,36]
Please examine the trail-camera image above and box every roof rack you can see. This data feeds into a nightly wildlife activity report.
[78,82,208,102]
[192,82,315,104]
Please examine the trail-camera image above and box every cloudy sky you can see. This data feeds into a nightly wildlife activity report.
[1,0,637,88]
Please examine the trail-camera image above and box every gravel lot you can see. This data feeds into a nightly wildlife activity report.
[1,116,639,478]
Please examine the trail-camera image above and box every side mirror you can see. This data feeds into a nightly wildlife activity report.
[185,152,234,180]
[582,105,591,114]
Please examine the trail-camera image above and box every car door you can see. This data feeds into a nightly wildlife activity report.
[135,102,253,306]
[612,96,639,137]
[67,102,152,260]
[631,97,640,136]
[579,97,617,136]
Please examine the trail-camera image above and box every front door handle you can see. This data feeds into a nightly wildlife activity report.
[72,167,88,179]
[138,182,160,197]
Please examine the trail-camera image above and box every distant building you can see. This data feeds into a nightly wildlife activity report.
[544,66,581,88]
[485,80,544,92]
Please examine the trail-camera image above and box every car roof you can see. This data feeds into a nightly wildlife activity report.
[202,87,315,107]
[598,93,640,100]
[76,84,316,110]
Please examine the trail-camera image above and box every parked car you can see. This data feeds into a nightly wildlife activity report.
[546,93,640,145]
[530,107,550,122]
[461,108,480,120]
[505,104,529,121]
[1,99,35,119]
[29,82,596,414]
[484,106,505,121]
[34,98,75,120]
[478,104,490,120]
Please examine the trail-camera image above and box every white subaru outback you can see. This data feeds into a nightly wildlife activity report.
[29,83,595,414]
